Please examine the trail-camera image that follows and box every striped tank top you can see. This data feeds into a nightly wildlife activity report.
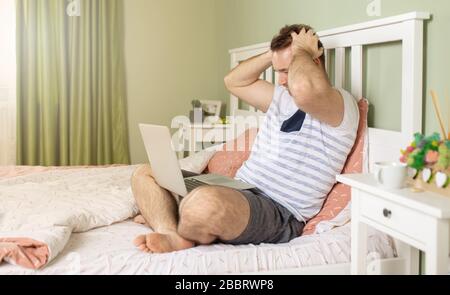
[235,86,359,223]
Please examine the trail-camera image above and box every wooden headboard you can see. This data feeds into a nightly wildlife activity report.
[228,11,431,172]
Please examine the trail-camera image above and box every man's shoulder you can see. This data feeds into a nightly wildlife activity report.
[325,88,360,134]
[338,88,359,119]
[337,88,357,103]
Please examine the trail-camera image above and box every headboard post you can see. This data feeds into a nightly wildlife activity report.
[335,48,346,89]
[351,46,363,100]
[402,19,425,136]
[229,54,239,116]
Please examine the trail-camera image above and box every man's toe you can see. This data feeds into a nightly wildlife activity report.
[133,235,146,247]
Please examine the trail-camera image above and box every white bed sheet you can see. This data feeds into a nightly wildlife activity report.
[0,220,395,275]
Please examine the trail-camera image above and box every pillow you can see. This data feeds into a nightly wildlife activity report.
[206,128,258,178]
[302,99,369,236]
[179,147,219,175]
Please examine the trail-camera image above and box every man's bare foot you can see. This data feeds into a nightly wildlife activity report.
[133,215,148,226]
[133,231,195,253]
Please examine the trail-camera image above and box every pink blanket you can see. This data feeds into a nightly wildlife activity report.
[0,165,126,269]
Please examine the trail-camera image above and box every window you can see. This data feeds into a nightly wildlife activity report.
[0,0,17,165]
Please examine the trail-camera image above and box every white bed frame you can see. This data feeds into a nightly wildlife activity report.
[230,11,431,275]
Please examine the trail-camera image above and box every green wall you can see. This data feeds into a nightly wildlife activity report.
[124,0,219,164]
[215,0,450,135]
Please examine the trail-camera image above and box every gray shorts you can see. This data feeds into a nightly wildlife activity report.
[224,188,305,245]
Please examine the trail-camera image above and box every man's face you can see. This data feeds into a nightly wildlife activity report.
[272,47,293,88]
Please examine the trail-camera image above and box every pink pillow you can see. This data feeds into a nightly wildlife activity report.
[206,128,258,178]
[302,99,369,235]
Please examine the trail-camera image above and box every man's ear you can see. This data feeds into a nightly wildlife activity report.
[313,58,321,66]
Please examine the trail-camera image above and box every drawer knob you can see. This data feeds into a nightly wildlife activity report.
[383,209,392,219]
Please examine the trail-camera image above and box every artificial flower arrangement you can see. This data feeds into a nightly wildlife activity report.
[400,133,450,196]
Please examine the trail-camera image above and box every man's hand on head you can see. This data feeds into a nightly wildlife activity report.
[290,29,324,60]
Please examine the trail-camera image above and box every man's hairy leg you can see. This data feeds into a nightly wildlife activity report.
[178,186,251,245]
[131,165,194,253]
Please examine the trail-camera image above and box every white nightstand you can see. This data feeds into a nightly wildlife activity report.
[337,174,450,275]
[178,123,233,157]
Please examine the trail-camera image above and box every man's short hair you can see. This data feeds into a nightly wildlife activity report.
[270,24,326,68]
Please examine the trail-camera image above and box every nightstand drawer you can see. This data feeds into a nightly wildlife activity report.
[359,192,432,241]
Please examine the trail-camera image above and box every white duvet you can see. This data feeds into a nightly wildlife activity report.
[0,148,366,271]
[0,166,140,267]
[0,220,395,275]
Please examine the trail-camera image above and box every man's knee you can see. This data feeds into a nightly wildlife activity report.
[131,164,157,194]
[178,186,225,241]
[180,187,224,221]
[132,164,153,181]
[132,164,153,179]
[179,186,223,213]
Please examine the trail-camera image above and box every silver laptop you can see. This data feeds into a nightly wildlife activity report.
[139,124,255,197]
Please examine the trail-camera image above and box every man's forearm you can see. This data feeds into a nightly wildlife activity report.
[288,31,344,127]
[224,51,272,88]
[288,50,330,99]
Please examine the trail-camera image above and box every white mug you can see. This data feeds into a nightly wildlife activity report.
[373,162,408,189]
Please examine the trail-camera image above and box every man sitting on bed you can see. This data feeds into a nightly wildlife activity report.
[132,24,359,253]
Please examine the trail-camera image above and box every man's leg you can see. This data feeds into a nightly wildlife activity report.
[180,187,304,247]
[131,164,194,253]
[177,186,251,245]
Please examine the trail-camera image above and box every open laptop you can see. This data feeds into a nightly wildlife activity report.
[139,124,255,197]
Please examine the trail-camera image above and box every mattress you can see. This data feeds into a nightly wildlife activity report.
[0,220,395,275]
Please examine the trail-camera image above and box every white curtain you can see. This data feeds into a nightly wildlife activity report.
[0,0,17,165]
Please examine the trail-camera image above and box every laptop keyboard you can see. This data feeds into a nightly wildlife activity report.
[184,178,205,193]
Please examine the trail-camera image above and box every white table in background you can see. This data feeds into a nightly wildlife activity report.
[177,123,233,157]
[337,173,450,275]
